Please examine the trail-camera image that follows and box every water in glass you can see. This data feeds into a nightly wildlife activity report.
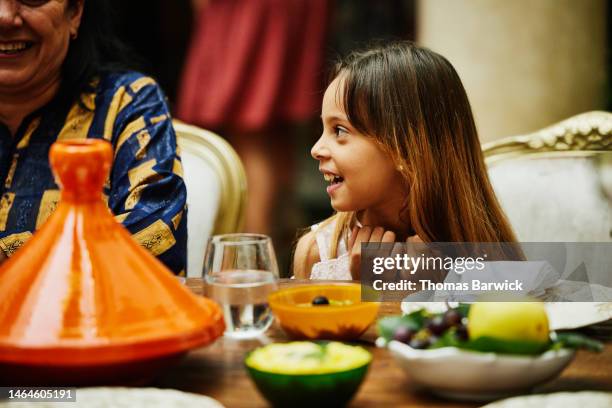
[204,234,279,339]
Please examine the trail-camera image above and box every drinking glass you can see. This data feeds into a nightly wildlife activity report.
[203,233,279,339]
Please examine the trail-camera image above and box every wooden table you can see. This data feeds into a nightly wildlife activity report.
[154,279,612,407]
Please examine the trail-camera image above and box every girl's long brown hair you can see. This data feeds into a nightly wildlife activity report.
[319,41,520,259]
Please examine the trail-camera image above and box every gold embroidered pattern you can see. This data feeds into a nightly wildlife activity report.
[103,86,133,140]
[81,89,96,110]
[171,211,183,230]
[35,190,61,229]
[132,219,176,256]
[0,231,33,257]
[4,154,18,188]
[130,76,156,94]
[125,159,163,210]
[0,193,15,231]
[115,213,129,223]
[124,185,146,210]
[135,129,151,160]
[57,93,96,141]
[172,159,183,177]
[150,114,168,125]
[115,116,146,157]
[17,117,41,149]
[127,159,157,189]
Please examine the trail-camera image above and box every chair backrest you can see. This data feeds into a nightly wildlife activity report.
[173,121,247,276]
[483,111,612,242]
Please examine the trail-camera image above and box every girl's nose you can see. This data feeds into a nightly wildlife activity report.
[0,1,22,27]
[311,135,329,160]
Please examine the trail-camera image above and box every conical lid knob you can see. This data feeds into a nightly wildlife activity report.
[0,139,224,373]
[50,139,111,201]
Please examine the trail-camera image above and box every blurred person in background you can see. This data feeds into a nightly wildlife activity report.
[0,0,187,274]
[177,0,331,236]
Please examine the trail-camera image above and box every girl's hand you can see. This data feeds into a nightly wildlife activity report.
[406,234,423,243]
[348,226,396,280]
[400,233,446,283]
[382,233,425,281]
[399,233,425,277]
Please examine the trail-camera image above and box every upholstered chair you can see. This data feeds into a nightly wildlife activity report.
[173,121,247,277]
[484,111,612,242]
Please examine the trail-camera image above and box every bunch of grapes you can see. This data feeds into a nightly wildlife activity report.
[392,308,469,349]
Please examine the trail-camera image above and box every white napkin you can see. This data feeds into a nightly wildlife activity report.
[401,260,561,302]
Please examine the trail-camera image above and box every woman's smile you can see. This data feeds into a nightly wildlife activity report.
[0,40,34,58]
[0,0,82,99]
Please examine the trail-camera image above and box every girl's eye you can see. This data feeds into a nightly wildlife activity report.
[19,0,50,7]
[334,126,348,138]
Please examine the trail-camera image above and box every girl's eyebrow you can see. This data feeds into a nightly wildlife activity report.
[321,114,349,123]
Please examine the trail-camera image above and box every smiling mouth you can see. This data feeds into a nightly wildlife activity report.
[0,42,33,55]
[323,173,344,185]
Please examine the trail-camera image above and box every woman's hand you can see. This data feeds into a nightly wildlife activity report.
[348,226,396,280]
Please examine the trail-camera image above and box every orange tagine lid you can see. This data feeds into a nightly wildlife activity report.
[0,140,224,385]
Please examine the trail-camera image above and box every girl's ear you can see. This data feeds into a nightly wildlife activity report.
[69,0,85,40]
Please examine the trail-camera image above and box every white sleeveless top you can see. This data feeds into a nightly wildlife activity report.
[309,218,353,280]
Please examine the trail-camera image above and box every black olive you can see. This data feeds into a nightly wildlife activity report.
[443,309,462,327]
[392,326,416,344]
[455,324,469,341]
[408,338,429,349]
[425,315,448,336]
[312,295,330,305]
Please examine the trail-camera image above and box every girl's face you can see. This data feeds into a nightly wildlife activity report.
[312,76,405,213]
[0,0,83,94]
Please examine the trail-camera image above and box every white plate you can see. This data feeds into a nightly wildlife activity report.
[400,301,612,330]
[544,302,612,330]
[387,341,575,402]
[482,391,612,408]
[0,388,225,408]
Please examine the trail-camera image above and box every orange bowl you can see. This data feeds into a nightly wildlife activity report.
[268,284,379,340]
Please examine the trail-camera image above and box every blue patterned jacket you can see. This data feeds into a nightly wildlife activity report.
[0,71,187,276]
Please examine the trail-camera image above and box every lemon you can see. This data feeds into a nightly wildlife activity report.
[468,302,549,344]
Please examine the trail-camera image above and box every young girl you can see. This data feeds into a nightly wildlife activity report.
[293,41,519,280]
